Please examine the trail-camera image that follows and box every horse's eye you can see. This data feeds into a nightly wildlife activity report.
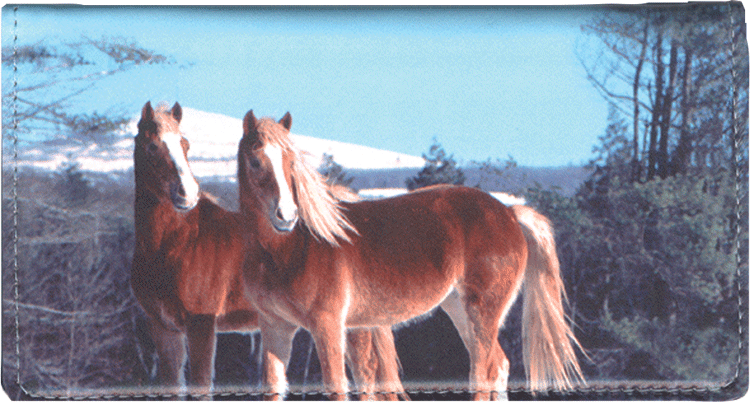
[251,141,263,151]
[147,143,158,154]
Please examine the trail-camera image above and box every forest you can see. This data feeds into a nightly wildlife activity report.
[2,3,748,400]
[530,4,748,398]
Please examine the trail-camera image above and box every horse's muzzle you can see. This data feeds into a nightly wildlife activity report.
[172,194,199,211]
[171,184,199,211]
[271,209,298,232]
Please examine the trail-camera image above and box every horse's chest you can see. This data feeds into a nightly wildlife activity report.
[172,246,243,314]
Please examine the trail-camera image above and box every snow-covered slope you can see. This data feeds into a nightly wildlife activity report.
[15,107,425,181]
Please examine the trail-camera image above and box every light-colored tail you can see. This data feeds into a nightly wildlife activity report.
[512,205,585,393]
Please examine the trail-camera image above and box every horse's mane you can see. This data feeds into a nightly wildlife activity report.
[199,191,219,204]
[256,118,358,246]
[327,184,361,203]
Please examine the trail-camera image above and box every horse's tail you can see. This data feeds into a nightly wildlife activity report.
[371,327,409,400]
[512,205,585,392]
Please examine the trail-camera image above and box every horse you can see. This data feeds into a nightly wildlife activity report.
[131,102,406,399]
[236,110,585,401]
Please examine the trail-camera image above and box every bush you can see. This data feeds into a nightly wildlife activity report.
[526,169,742,385]
[2,170,145,399]
[58,163,90,207]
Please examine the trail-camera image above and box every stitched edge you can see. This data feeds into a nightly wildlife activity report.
[11,4,24,398]
[11,4,745,399]
[7,383,743,401]
[728,1,746,396]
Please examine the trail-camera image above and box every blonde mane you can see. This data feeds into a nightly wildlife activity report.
[256,118,358,246]
[327,183,361,203]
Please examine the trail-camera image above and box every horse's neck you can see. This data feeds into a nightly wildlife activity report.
[134,186,193,253]
[238,193,307,266]
[255,220,308,267]
[251,228,308,288]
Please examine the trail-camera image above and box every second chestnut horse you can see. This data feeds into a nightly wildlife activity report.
[237,110,584,400]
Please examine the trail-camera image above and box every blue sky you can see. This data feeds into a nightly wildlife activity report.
[4,5,608,167]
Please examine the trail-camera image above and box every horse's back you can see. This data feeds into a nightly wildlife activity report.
[347,185,521,245]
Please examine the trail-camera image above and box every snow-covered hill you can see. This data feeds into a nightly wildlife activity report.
[15,107,426,181]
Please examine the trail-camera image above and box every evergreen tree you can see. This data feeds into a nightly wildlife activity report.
[406,140,465,190]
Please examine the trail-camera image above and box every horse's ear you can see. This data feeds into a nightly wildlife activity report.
[243,110,258,137]
[138,101,156,136]
[279,112,292,131]
[171,102,182,123]
[140,101,154,123]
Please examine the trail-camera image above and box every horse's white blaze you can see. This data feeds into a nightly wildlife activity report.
[265,144,298,223]
[163,131,200,208]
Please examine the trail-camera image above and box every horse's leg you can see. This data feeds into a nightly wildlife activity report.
[186,314,217,399]
[150,318,187,398]
[346,329,377,400]
[371,327,408,401]
[441,289,509,402]
[310,320,348,401]
[260,321,298,401]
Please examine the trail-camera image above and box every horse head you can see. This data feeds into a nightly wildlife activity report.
[238,110,299,234]
[237,110,357,245]
[135,101,200,210]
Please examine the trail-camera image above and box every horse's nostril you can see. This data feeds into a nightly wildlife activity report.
[276,207,298,223]
[177,185,186,197]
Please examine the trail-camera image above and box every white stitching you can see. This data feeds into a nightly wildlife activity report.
[12,5,24,397]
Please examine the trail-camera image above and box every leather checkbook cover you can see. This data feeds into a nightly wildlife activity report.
[2,3,747,401]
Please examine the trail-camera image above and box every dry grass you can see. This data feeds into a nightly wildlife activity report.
[2,169,150,399]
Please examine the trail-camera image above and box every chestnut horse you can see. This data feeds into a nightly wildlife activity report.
[131,102,405,399]
[237,111,585,400]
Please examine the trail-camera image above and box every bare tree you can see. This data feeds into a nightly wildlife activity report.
[580,4,747,181]
[2,36,174,142]
[630,19,649,181]
[646,24,664,181]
